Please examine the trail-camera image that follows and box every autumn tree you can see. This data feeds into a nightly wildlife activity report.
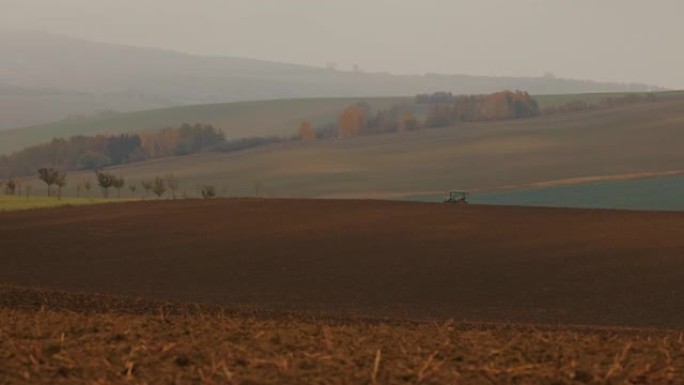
[96,171,116,198]
[107,134,142,164]
[338,105,366,138]
[174,123,225,155]
[480,91,539,120]
[298,121,316,140]
[425,104,454,128]
[398,113,419,132]
[37,167,64,197]
[78,151,111,171]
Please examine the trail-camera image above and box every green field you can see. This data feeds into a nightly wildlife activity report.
[0,97,410,155]
[0,195,133,212]
[22,96,682,200]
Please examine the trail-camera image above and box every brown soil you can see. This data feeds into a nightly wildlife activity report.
[0,287,682,385]
[1,199,683,327]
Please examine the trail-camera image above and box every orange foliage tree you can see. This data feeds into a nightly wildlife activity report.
[139,128,181,159]
[298,121,316,140]
[338,105,366,138]
[397,112,419,132]
[480,91,539,120]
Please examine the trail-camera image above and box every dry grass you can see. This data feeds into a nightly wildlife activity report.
[0,287,682,384]
[0,196,134,212]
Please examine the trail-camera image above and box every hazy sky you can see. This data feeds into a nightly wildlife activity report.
[2,0,684,88]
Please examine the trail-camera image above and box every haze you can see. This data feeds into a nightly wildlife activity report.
[2,0,683,89]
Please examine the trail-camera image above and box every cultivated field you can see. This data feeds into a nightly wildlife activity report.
[1,199,683,328]
[3,91,676,156]
[1,286,681,385]
[33,96,684,200]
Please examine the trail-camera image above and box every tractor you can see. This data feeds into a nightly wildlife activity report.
[444,190,469,204]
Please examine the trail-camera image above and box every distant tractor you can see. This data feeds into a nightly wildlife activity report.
[444,190,469,204]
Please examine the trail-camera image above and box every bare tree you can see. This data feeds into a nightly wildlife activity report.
[253,180,264,198]
[84,179,92,198]
[201,185,216,199]
[140,180,153,198]
[129,184,137,196]
[112,175,125,199]
[152,177,166,198]
[4,179,16,195]
[25,185,32,201]
[165,173,179,199]
[55,173,67,200]
[37,168,63,197]
[96,171,116,198]
[15,179,23,196]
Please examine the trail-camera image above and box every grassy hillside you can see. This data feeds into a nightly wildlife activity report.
[23,96,684,200]
[0,97,409,155]
[2,90,676,157]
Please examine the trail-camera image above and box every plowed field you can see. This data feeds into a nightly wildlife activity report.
[2,199,683,327]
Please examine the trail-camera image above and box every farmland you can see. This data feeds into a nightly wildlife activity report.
[1,286,681,385]
[2,91,678,157]
[2,197,684,383]
[17,95,684,201]
[1,198,683,327]
[3,93,684,383]
[0,97,410,155]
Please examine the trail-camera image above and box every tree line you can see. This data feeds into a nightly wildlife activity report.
[298,90,540,140]
[2,89,661,182]
[0,123,225,178]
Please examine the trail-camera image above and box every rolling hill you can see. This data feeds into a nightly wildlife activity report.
[0,30,663,130]
[0,90,672,156]
[23,95,683,200]
[0,97,410,155]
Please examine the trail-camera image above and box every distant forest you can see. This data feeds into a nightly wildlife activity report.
[0,90,661,179]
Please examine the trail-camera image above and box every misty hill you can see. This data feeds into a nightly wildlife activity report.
[23,96,684,200]
[0,97,410,155]
[0,30,663,130]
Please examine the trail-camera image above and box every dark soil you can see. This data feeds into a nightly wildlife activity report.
[1,198,683,327]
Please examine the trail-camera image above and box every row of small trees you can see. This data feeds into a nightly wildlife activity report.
[2,167,251,201]
[0,167,189,200]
